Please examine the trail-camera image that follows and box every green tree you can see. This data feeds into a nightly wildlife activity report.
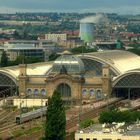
[99,110,140,124]
[1,51,8,67]
[71,46,97,54]
[45,90,66,140]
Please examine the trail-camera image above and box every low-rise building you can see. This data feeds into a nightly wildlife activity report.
[3,43,44,61]
[75,124,140,140]
[3,41,57,61]
[6,47,44,61]
[45,33,67,42]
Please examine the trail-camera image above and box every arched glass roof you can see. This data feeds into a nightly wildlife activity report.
[81,58,117,77]
[114,73,140,88]
[51,54,85,74]
[0,73,16,86]
[79,50,140,75]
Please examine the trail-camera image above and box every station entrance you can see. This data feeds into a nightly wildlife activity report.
[112,73,140,99]
[57,83,72,105]
[0,73,17,98]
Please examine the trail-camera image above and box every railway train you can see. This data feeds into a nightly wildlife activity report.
[15,107,47,124]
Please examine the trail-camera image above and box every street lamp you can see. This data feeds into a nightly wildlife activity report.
[128,88,131,110]
[40,89,46,138]
[104,93,109,110]
[41,92,44,122]
[20,100,24,123]
[78,73,85,129]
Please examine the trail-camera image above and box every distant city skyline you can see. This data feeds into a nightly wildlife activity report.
[0,0,140,14]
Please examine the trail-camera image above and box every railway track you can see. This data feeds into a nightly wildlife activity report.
[66,98,123,130]
[0,98,124,136]
[0,111,19,135]
[0,113,45,135]
[0,110,9,119]
[0,110,6,116]
[0,111,17,124]
[0,112,15,122]
[0,123,17,133]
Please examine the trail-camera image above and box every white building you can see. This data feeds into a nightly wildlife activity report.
[45,33,67,42]
[75,124,140,140]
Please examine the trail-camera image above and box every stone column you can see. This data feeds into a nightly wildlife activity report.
[102,64,111,99]
[18,64,27,96]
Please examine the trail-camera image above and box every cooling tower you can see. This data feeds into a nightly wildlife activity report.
[79,23,94,43]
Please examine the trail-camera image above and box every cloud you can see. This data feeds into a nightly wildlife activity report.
[0,0,139,14]
[80,14,108,23]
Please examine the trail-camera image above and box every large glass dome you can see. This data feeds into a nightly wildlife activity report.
[51,54,85,74]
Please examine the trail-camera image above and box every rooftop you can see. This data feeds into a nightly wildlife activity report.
[1,50,140,81]
[80,50,140,75]
[0,62,53,79]
[77,124,140,136]
[51,54,85,74]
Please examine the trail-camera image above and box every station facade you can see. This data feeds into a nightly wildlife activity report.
[0,50,140,103]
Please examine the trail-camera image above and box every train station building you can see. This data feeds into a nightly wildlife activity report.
[0,50,140,104]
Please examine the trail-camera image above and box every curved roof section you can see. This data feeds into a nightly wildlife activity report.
[0,50,140,80]
[79,50,140,75]
[112,71,140,87]
[0,62,53,79]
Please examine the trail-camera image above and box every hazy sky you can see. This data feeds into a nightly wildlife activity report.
[0,0,140,14]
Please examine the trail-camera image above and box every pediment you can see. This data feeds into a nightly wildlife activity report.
[47,73,81,82]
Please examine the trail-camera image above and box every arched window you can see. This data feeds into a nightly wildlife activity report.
[90,89,94,96]
[96,89,102,99]
[34,89,39,95]
[82,89,87,95]
[27,89,32,96]
[41,89,46,95]
[57,83,71,97]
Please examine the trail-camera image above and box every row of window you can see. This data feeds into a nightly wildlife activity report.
[27,88,102,98]
[82,89,102,99]
[79,138,116,140]
[82,89,102,96]
[79,138,97,140]
[27,89,46,95]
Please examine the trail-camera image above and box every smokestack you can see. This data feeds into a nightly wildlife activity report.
[79,22,95,43]
[79,14,108,43]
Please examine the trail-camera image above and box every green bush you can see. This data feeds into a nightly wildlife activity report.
[80,119,94,128]
[38,137,45,140]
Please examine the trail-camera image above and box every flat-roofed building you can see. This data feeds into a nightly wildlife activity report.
[3,43,45,61]
[6,47,44,61]
[75,124,140,140]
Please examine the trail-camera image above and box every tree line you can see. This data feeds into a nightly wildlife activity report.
[99,109,140,124]
[0,51,44,67]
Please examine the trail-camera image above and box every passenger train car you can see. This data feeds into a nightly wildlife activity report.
[16,107,47,124]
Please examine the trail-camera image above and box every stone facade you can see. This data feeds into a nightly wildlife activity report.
[18,63,111,103]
